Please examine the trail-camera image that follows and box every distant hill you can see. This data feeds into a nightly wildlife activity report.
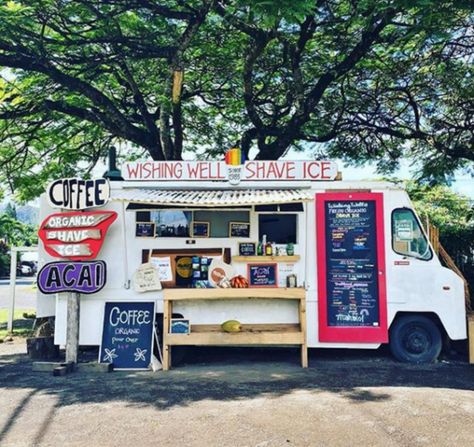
[0,204,39,225]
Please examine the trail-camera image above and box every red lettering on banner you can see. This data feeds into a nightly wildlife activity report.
[320,161,332,180]
[286,162,296,179]
[216,163,225,179]
[174,162,183,179]
[245,162,256,179]
[187,163,199,178]
[305,161,321,179]
[126,164,140,179]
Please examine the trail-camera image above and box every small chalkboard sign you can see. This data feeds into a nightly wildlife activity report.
[248,263,277,288]
[229,221,250,238]
[99,301,155,370]
[192,221,210,238]
[136,222,155,238]
[239,242,256,256]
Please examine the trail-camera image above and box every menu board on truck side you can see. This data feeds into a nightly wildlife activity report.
[316,193,388,343]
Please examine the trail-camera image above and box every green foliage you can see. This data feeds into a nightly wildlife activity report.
[407,181,474,300]
[0,213,37,247]
[0,1,472,199]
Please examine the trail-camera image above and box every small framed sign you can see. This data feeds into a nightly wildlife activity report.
[229,221,250,238]
[192,221,210,238]
[247,263,278,288]
[170,318,190,334]
[239,242,256,256]
[136,222,155,238]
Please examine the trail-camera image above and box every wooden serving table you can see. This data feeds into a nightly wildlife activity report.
[162,288,308,370]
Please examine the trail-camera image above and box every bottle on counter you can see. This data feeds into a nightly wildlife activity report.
[286,274,297,288]
[286,242,294,256]
[259,234,267,256]
[265,240,273,256]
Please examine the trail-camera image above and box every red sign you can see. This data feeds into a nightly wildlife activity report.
[38,211,117,260]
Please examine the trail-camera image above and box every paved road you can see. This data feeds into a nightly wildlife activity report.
[0,284,36,310]
[0,342,472,447]
[0,278,35,286]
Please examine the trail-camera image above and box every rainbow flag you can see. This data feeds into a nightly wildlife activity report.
[225,148,246,166]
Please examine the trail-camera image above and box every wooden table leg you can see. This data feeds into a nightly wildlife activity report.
[299,298,308,368]
[163,300,171,371]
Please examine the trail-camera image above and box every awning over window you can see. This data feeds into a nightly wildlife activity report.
[111,188,313,207]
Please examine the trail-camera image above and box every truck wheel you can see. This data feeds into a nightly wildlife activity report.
[389,315,442,363]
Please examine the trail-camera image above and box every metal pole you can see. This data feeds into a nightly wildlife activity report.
[65,292,80,365]
[7,248,18,333]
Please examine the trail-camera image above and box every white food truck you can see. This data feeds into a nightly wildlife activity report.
[36,159,467,365]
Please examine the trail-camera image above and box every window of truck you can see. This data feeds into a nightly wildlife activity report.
[392,208,432,260]
[258,214,298,244]
[136,210,250,238]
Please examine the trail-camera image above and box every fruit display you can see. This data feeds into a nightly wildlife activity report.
[221,320,242,332]
[230,275,249,288]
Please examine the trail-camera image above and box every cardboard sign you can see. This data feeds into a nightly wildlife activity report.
[247,263,278,288]
[38,211,117,260]
[133,263,162,292]
[37,261,106,294]
[124,160,338,182]
[99,301,155,370]
[47,178,110,210]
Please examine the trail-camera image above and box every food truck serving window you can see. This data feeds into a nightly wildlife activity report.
[392,208,432,261]
[136,210,250,238]
[258,214,297,244]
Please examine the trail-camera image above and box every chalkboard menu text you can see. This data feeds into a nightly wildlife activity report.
[229,222,250,238]
[248,263,277,287]
[239,242,256,256]
[192,221,210,237]
[136,222,155,238]
[99,301,155,370]
[316,192,388,343]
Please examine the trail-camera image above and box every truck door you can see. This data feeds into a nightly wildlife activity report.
[316,192,388,343]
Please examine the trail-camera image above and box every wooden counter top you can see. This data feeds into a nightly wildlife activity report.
[163,287,305,300]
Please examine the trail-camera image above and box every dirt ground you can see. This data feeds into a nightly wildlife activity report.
[0,340,473,447]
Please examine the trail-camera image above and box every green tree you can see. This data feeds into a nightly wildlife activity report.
[407,181,474,306]
[0,1,472,200]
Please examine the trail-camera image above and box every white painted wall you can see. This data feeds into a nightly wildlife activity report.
[36,180,467,347]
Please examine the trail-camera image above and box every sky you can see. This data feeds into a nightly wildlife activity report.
[279,148,474,199]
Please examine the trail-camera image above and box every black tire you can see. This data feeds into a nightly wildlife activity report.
[389,315,442,363]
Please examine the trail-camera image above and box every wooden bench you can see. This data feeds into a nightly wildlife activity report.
[162,288,308,370]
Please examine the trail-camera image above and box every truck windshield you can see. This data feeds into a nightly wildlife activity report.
[392,209,432,261]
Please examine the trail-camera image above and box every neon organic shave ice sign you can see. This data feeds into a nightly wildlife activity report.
[123,159,338,182]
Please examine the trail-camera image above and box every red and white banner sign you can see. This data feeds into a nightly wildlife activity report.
[124,160,338,182]
[38,211,117,261]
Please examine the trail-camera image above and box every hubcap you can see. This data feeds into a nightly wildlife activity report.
[403,326,431,354]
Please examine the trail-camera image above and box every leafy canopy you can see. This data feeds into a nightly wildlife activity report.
[0,0,472,200]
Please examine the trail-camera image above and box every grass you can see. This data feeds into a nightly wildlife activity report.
[0,308,35,339]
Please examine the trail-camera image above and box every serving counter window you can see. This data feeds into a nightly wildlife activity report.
[135,209,250,238]
[258,214,297,244]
